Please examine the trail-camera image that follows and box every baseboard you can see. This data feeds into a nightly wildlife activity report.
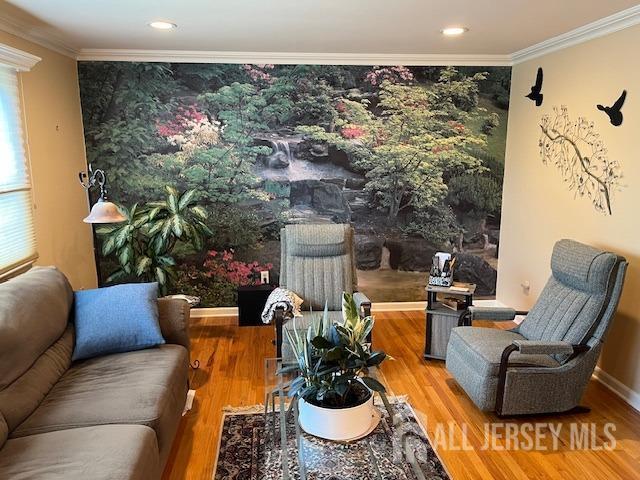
[190,301,428,318]
[370,301,426,312]
[592,366,640,413]
[190,307,238,318]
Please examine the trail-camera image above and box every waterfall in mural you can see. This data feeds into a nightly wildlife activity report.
[78,63,511,306]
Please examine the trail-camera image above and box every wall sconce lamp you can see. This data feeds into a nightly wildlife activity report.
[78,164,126,223]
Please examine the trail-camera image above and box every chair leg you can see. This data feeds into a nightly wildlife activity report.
[274,308,284,358]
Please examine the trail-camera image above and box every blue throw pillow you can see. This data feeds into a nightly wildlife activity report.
[72,282,165,361]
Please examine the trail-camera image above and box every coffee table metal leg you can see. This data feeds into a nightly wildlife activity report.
[278,384,289,480]
[271,392,276,447]
[292,397,306,480]
[366,439,384,480]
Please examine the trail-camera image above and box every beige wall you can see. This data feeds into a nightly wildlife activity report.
[499,25,640,396]
[0,32,96,290]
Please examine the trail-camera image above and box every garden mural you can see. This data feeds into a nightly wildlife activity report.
[78,62,511,305]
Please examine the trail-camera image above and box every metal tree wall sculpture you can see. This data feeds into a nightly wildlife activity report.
[539,106,623,215]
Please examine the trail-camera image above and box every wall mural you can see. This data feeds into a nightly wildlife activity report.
[78,62,511,306]
[539,106,623,215]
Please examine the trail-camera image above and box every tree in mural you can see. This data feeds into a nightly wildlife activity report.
[539,106,623,215]
[78,62,178,202]
[193,83,271,202]
[298,67,489,228]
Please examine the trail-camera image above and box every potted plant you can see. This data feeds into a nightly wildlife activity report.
[282,293,391,441]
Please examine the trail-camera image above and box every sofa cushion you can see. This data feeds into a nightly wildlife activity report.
[447,327,560,377]
[12,345,188,461]
[72,282,165,361]
[0,267,72,389]
[0,424,159,480]
[0,325,73,433]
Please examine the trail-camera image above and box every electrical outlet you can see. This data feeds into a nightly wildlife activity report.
[521,280,531,295]
[260,270,270,285]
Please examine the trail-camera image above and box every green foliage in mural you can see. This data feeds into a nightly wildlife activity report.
[194,83,271,201]
[446,175,502,219]
[297,68,489,227]
[79,63,178,201]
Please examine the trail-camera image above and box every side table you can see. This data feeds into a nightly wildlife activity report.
[424,284,475,360]
[237,284,275,326]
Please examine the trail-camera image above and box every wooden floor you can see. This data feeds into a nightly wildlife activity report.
[162,311,640,480]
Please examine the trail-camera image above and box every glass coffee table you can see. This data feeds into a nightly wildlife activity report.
[263,357,435,480]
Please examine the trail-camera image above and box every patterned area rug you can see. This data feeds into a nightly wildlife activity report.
[213,399,450,479]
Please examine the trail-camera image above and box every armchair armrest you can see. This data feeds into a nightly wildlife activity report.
[353,291,372,317]
[157,298,190,350]
[511,340,577,356]
[495,339,590,415]
[468,306,525,322]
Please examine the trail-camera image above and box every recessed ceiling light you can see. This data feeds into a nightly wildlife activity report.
[441,27,467,36]
[149,21,177,30]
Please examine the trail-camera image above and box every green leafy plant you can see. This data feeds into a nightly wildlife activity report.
[281,293,391,408]
[97,186,212,293]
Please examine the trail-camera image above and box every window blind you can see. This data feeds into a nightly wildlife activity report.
[0,65,36,275]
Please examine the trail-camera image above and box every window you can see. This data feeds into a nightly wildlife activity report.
[0,56,38,276]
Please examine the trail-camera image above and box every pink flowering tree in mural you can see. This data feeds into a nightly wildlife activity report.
[364,66,414,86]
[156,99,270,204]
[241,64,275,84]
[203,250,273,286]
[157,105,222,157]
[539,106,623,215]
[175,249,273,305]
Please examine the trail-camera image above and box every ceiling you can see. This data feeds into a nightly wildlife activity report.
[2,0,640,60]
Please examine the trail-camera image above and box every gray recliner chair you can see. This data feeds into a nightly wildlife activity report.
[446,239,628,416]
[274,224,371,360]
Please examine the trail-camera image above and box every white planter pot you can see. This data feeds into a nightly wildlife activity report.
[298,393,379,441]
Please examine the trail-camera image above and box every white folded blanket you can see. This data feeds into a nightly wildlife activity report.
[261,287,303,324]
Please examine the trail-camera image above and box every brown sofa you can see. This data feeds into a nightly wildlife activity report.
[0,267,190,479]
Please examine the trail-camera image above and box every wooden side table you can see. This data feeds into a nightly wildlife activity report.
[237,284,275,327]
[424,284,476,360]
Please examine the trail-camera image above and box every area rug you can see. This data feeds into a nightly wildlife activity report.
[213,398,450,480]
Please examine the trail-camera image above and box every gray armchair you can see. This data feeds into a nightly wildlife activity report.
[446,239,627,416]
[274,224,371,360]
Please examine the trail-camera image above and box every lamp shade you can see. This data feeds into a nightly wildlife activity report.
[83,199,126,223]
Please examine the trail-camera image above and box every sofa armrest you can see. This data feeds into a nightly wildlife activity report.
[468,306,523,322]
[353,291,372,317]
[511,340,577,356]
[157,298,190,351]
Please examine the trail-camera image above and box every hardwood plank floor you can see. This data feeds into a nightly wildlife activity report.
[163,311,640,480]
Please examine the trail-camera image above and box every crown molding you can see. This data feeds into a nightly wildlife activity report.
[511,5,640,64]
[76,49,512,66]
[2,5,639,67]
[0,43,40,71]
[0,13,78,58]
